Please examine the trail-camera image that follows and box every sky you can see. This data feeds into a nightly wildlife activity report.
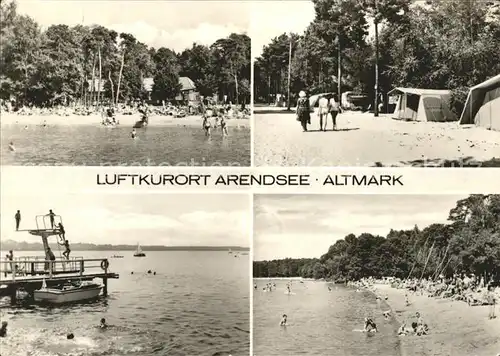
[15,0,250,52]
[1,187,251,247]
[250,1,315,59]
[253,194,468,261]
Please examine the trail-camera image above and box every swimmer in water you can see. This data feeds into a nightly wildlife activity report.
[0,321,7,337]
[24,125,28,130]
[398,322,409,336]
[42,120,47,128]
[220,116,228,136]
[100,318,107,329]
[131,129,137,139]
[8,142,15,151]
[364,318,377,332]
[382,310,391,319]
[67,333,74,339]
[280,314,287,326]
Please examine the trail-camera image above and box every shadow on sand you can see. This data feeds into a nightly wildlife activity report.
[373,156,500,168]
[253,109,296,114]
[305,128,360,133]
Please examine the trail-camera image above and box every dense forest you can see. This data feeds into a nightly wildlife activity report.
[0,0,250,106]
[253,195,500,284]
[254,0,500,114]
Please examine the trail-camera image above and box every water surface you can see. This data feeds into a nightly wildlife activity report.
[1,125,251,166]
[0,251,250,356]
[253,279,401,356]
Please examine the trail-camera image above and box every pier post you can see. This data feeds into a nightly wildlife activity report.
[9,286,17,304]
[103,278,108,297]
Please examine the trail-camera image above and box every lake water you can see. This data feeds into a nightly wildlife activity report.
[253,279,402,356]
[1,125,251,166]
[0,251,250,356]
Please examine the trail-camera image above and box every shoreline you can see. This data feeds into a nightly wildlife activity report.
[0,112,250,128]
[371,283,500,356]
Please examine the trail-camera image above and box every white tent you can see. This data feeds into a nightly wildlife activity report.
[459,74,500,131]
[388,88,457,122]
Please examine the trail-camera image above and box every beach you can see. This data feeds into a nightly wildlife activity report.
[0,112,250,128]
[254,108,500,167]
[373,283,500,356]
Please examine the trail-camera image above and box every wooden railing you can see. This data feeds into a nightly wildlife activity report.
[0,257,110,281]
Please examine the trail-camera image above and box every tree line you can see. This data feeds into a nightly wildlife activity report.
[253,195,500,284]
[0,239,250,252]
[0,0,250,107]
[253,0,500,115]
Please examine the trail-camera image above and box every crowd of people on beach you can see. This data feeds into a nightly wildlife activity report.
[349,274,498,335]
[0,98,250,121]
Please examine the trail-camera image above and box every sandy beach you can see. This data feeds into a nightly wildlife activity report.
[254,108,500,167]
[0,112,250,128]
[373,283,500,356]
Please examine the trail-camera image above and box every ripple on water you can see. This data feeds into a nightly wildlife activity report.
[0,251,250,356]
[1,124,251,166]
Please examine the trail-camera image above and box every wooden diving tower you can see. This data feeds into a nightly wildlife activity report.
[0,214,119,304]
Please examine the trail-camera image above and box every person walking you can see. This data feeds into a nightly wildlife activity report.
[328,94,341,131]
[15,210,21,231]
[296,91,311,132]
[318,95,329,131]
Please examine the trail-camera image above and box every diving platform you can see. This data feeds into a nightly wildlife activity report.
[3,214,119,304]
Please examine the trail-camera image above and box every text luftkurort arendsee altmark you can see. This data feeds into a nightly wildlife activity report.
[96,174,404,187]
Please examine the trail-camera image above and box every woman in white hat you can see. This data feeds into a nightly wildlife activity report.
[296,90,311,132]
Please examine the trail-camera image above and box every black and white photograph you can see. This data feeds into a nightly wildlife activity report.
[0,0,251,166]
[252,0,500,167]
[0,183,250,355]
[253,194,500,356]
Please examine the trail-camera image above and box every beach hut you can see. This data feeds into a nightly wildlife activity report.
[388,88,457,122]
[459,74,500,131]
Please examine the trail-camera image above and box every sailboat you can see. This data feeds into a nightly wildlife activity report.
[133,243,146,257]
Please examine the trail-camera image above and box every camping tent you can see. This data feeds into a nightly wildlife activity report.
[459,74,500,131]
[388,88,457,122]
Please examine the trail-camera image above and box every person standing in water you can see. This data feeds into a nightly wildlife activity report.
[364,318,377,332]
[220,115,228,136]
[8,141,15,152]
[131,129,137,139]
[280,314,287,326]
[100,318,108,329]
[203,115,211,136]
[15,210,21,231]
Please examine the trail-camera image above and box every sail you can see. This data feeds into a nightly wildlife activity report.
[135,243,142,254]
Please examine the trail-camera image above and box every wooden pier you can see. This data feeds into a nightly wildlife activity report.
[0,257,119,304]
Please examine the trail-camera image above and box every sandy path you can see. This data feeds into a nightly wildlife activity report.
[374,284,500,356]
[0,112,249,128]
[254,109,500,167]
